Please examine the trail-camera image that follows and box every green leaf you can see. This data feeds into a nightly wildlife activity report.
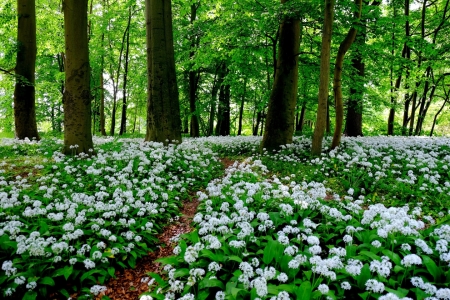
[228,255,243,263]
[381,249,402,265]
[385,287,409,298]
[360,250,380,261]
[200,249,226,262]
[80,269,101,283]
[421,255,440,282]
[155,256,179,265]
[107,267,115,278]
[411,287,430,300]
[149,273,166,287]
[39,276,55,286]
[295,281,312,300]
[62,265,73,280]
[59,289,70,298]
[174,268,190,278]
[357,264,371,289]
[358,292,369,300]
[198,278,225,290]
[263,239,283,265]
[22,291,37,300]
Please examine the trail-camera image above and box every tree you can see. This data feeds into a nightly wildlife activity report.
[330,0,362,149]
[311,0,335,156]
[14,0,39,140]
[260,0,300,152]
[145,0,182,143]
[62,0,94,154]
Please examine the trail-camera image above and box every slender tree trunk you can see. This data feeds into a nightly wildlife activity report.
[208,68,221,136]
[119,6,132,135]
[331,0,362,149]
[260,0,300,152]
[238,77,247,135]
[189,3,200,137]
[62,0,94,154]
[297,103,306,133]
[430,89,449,136]
[311,0,335,155]
[14,0,39,140]
[401,0,411,135]
[145,0,182,144]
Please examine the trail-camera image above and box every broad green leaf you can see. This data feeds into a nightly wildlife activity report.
[358,292,369,300]
[107,267,115,278]
[62,265,73,280]
[174,268,190,278]
[295,281,312,300]
[357,264,371,289]
[385,287,409,298]
[149,273,167,287]
[39,276,55,286]
[23,291,37,300]
[198,278,225,290]
[421,255,440,281]
[381,249,402,266]
[360,250,380,261]
[411,287,431,300]
[228,255,243,263]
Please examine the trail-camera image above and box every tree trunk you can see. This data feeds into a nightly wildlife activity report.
[430,89,449,136]
[401,0,411,135]
[297,103,306,133]
[208,69,220,136]
[238,77,247,135]
[215,84,231,136]
[189,3,200,138]
[260,0,300,152]
[145,0,182,144]
[311,0,335,155]
[331,0,362,149]
[62,0,94,154]
[119,6,132,136]
[14,0,39,140]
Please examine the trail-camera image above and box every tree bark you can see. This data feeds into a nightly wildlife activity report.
[260,0,300,152]
[237,77,247,135]
[401,0,411,135]
[215,84,231,136]
[119,6,132,136]
[62,0,94,154]
[14,0,39,140]
[145,0,182,144]
[331,0,362,149]
[311,0,335,155]
[189,3,200,137]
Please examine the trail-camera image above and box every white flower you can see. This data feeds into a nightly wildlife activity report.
[401,254,422,267]
[251,277,268,297]
[341,281,351,290]
[90,285,107,296]
[365,279,385,293]
[26,281,37,290]
[371,240,382,248]
[435,288,450,299]
[83,259,96,269]
[215,291,225,300]
[318,284,329,294]
[401,244,411,251]
[277,272,288,283]
[343,235,353,244]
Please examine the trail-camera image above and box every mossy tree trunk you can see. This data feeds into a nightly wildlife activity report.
[14,0,39,140]
[260,0,300,152]
[311,0,335,156]
[145,0,182,144]
[62,0,94,155]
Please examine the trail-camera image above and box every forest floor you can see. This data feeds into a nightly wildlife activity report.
[1,136,450,300]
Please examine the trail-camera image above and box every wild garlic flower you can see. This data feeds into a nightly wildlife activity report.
[365,279,385,293]
[90,285,107,296]
[401,254,422,267]
[318,284,329,294]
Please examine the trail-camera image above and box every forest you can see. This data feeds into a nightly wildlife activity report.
[1,0,450,300]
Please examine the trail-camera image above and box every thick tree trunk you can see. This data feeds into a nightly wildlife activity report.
[14,0,39,140]
[345,54,364,136]
[260,0,300,152]
[62,0,94,154]
[237,77,247,135]
[119,6,132,136]
[311,0,335,155]
[331,0,362,149]
[145,0,182,144]
[215,84,231,136]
